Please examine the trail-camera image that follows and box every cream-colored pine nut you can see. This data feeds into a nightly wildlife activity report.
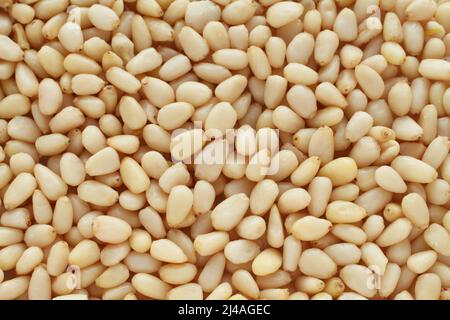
[88,4,120,31]
[77,181,118,206]
[160,263,197,285]
[231,269,260,299]
[47,241,70,277]
[132,273,171,299]
[376,218,413,247]
[0,35,24,62]
[151,239,188,263]
[250,179,279,215]
[318,157,358,186]
[120,157,150,194]
[194,231,229,256]
[333,8,357,41]
[0,276,30,300]
[391,156,438,183]
[197,253,226,293]
[252,248,282,276]
[210,193,249,231]
[100,242,131,267]
[157,102,194,131]
[415,273,441,300]
[0,94,31,119]
[375,165,407,193]
[92,215,132,244]
[295,276,324,295]
[315,82,347,109]
[203,21,229,51]
[105,67,141,94]
[340,264,377,298]
[291,216,332,241]
[266,2,304,28]
[0,208,31,230]
[3,172,36,210]
[418,59,450,80]
[315,30,339,66]
[277,188,311,214]
[362,215,385,242]
[325,201,367,223]
[299,248,337,280]
[355,64,384,100]
[324,243,361,267]
[95,263,129,289]
[345,111,373,143]
[407,250,438,274]
[361,242,388,275]
[331,224,367,246]
[236,216,266,240]
[166,185,193,227]
[424,223,450,256]
[215,74,248,103]
[401,193,430,229]
[224,240,260,265]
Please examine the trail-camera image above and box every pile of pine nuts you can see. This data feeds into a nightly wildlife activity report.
[0,0,449,301]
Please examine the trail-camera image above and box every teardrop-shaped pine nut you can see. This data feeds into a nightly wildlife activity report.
[68,239,101,268]
[376,218,413,247]
[38,78,62,116]
[92,215,132,244]
[391,156,437,183]
[194,232,230,256]
[291,216,332,241]
[166,185,194,227]
[210,193,249,231]
[120,157,150,194]
[424,223,450,257]
[88,4,120,31]
[415,273,441,300]
[326,201,367,223]
[249,179,279,215]
[77,181,119,206]
[407,250,438,274]
[85,147,120,176]
[355,64,385,100]
[119,96,147,130]
[151,239,188,263]
[0,35,24,62]
[401,193,430,229]
[299,248,337,280]
[277,188,311,214]
[125,48,162,75]
[266,1,303,28]
[3,172,37,210]
[34,164,67,201]
[340,264,377,298]
[375,166,407,193]
[132,273,171,299]
[252,248,282,276]
[318,157,358,186]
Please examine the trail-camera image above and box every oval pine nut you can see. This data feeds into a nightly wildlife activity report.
[93,216,132,244]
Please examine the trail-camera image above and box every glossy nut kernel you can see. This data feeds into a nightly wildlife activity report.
[92,216,132,244]
[291,216,332,241]
[325,201,367,224]
[210,194,249,231]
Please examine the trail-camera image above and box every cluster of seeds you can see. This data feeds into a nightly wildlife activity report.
[0,0,449,300]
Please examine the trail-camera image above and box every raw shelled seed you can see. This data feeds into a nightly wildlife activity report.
[0,0,449,301]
